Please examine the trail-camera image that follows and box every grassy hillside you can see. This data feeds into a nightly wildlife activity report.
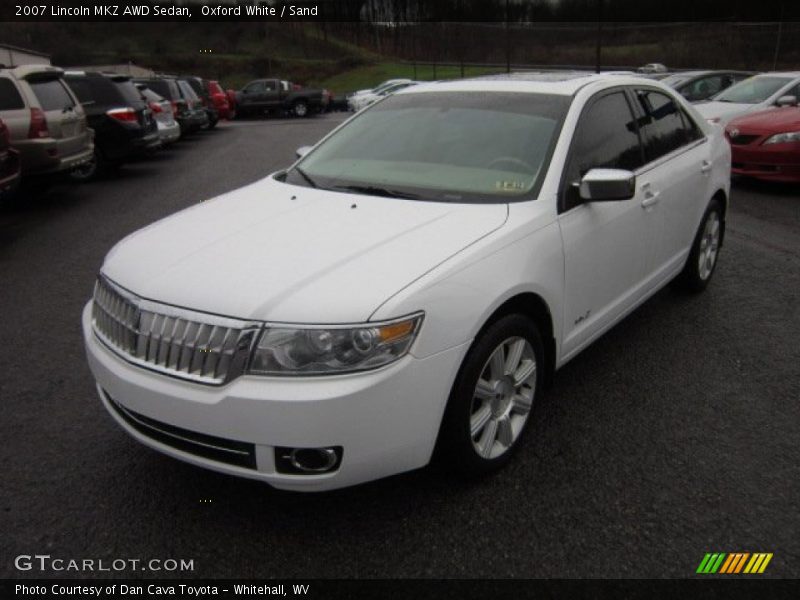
[0,22,378,91]
[317,62,502,93]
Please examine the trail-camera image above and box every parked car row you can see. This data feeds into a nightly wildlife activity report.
[0,65,232,197]
[691,71,800,183]
[0,65,93,199]
[633,65,800,182]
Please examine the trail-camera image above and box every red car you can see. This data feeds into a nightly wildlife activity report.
[206,80,232,120]
[225,88,237,119]
[726,106,800,182]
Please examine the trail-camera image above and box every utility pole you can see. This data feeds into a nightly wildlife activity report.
[595,0,603,73]
[772,3,784,70]
[505,0,511,73]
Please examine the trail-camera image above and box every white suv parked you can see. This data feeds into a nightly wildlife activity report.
[83,73,730,491]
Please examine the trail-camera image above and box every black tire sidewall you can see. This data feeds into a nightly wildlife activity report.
[437,313,545,477]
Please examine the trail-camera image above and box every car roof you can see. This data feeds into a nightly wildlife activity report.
[752,72,800,78]
[64,70,130,81]
[402,71,669,97]
[666,70,752,80]
[5,64,64,79]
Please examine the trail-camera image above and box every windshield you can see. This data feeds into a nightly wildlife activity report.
[284,91,570,203]
[661,74,691,87]
[714,76,792,104]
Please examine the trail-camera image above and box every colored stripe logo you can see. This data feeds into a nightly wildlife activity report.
[696,552,773,574]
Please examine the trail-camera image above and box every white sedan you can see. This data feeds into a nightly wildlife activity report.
[349,80,418,112]
[83,73,730,491]
[346,78,413,111]
[695,71,800,125]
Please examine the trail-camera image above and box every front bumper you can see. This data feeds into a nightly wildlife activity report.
[82,302,467,491]
[731,143,800,182]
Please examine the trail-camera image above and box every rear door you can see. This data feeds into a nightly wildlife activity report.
[630,87,711,285]
[241,80,267,108]
[558,88,651,359]
[26,75,89,156]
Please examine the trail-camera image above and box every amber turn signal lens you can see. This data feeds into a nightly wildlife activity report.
[378,320,415,343]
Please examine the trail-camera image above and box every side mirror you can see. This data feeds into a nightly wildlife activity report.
[295,146,312,159]
[578,168,636,202]
[775,95,798,107]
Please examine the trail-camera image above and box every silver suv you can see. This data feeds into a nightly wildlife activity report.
[0,65,93,176]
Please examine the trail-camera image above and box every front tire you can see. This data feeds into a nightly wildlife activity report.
[675,198,723,292]
[436,314,544,477]
[293,100,309,118]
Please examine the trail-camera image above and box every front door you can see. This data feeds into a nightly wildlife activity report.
[557,88,653,361]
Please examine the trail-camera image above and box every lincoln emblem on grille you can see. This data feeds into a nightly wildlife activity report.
[92,275,260,385]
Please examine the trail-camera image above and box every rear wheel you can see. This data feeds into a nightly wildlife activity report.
[293,100,309,118]
[674,198,723,292]
[437,314,543,477]
[69,148,101,182]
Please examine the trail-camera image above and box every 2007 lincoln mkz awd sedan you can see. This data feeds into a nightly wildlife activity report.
[83,73,730,491]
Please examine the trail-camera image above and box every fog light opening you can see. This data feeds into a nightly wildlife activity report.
[275,446,342,475]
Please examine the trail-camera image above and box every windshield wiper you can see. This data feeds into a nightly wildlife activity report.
[293,166,318,188]
[329,184,421,199]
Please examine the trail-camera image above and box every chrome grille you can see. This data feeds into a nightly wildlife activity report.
[92,276,260,385]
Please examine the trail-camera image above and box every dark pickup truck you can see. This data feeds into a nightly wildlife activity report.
[235,79,325,118]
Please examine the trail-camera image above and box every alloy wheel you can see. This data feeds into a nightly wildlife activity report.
[470,336,536,460]
[698,211,720,281]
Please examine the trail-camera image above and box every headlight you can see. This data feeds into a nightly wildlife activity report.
[248,313,423,375]
[763,131,800,145]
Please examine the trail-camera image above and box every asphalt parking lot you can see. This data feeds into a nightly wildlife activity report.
[1,113,798,579]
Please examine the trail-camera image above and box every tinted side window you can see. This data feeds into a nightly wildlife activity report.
[562,91,644,211]
[30,79,75,111]
[682,75,725,101]
[245,81,266,93]
[0,78,25,110]
[680,109,703,143]
[634,90,689,162]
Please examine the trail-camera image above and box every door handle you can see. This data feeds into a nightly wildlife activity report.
[701,160,712,175]
[640,183,660,208]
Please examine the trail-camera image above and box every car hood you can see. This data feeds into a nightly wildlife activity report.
[695,101,757,124]
[101,177,508,323]
[728,106,800,134]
